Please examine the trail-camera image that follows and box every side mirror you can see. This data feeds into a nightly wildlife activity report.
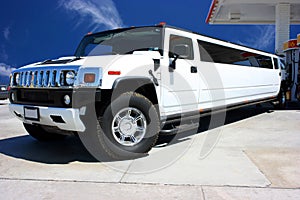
[169,44,190,72]
[169,53,179,71]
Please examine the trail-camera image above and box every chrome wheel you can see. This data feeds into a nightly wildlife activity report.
[111,107,147,146]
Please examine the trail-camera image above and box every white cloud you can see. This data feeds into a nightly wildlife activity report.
[3,26,10,41]
[59,0,123,30]
[236,25,275,52]
[0,63,15,77]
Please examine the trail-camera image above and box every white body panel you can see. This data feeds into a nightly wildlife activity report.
[198,62,280,109]
[160,27,281,116]
[99,54,160,90]
[160,29,200,114]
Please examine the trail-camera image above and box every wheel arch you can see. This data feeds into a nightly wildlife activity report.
[112,77,159,106]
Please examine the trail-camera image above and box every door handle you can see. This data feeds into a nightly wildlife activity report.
[191,66,197,73]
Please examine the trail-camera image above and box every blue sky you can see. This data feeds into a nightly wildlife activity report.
[0,0,299,84]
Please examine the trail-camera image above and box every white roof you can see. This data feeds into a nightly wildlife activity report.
[206,0,300,24]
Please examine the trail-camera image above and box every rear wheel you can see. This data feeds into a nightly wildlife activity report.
[23,123,66,141]
[275,90,287,109]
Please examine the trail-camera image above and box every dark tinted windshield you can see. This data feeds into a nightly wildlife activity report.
[75,27,163,57]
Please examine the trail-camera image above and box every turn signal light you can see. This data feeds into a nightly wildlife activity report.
[84,73,96,83]
[108,71,121,75]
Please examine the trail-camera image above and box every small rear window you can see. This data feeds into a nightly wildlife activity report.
[273,58,279,69]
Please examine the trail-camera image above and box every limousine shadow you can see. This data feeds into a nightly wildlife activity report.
[0,134,98,164]
[164,101,300,148]
[156,103,278,147]
[0,102,299,164]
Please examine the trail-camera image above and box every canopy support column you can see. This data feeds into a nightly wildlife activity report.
[276,3,290,54]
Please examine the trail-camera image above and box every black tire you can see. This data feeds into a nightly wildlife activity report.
[156,134,176,145]
[23,123,66,141]
[86,92,160,161]
[275,90,287,109]
[155,124,178,145]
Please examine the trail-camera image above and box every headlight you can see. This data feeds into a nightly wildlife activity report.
[15,73,20,85]
[65,71,75,86]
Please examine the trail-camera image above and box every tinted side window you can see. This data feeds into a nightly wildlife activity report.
[198,40,250,65]
[198,40,273,69]
[256,56,273,69]
[273,58,279,69]
[169,35,194,60]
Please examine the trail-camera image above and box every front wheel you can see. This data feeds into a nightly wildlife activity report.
[92,92,160,160]
[23,123,66,141]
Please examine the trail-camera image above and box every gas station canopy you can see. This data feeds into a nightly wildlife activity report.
[206,0,300,24]
[206,0,300,54]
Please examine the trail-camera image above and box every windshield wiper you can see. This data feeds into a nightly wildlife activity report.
[67,57,82,63]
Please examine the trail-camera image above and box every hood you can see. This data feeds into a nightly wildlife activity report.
[17,50,161,71]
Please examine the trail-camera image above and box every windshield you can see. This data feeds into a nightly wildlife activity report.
[75,27,163,57]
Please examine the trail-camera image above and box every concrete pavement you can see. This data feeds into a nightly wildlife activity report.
[0,99,300,199]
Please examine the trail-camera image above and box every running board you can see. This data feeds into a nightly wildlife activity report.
[159,128,179,136]
[164,97,278,125]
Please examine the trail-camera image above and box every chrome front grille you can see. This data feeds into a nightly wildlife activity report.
[12,66,79,88]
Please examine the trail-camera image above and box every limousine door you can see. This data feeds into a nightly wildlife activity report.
[161,30,200,115]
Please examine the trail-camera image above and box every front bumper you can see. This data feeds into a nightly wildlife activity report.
[9,104,86,132]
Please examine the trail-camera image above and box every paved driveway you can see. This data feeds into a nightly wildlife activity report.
[1,100,300,199]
